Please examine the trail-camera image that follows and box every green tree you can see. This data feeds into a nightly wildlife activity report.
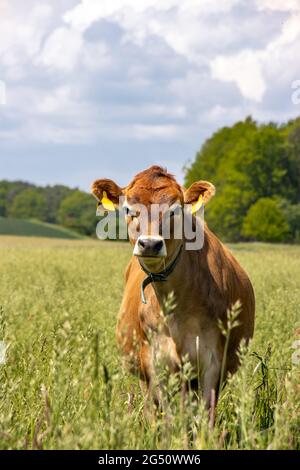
[0,187,7,216]
[0,180,32,217]
[282,117,300,202]
[242,198,290,242]
[58,190,97,236]
[43,185,72,224]
[185,116,299,241]
[279,199,300,242]
[9,188,47,221]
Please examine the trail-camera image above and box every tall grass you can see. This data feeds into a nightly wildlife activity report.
[0,237,299,449]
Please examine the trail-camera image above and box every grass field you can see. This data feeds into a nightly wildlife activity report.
[0,217,85,239]
[0,236,299,450]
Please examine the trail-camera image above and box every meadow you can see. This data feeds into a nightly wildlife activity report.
[0,236,299,450]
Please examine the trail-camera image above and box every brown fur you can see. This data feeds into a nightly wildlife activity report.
[92,166,255,408]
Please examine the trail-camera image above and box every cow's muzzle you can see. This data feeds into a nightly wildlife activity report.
[133,235,167,258]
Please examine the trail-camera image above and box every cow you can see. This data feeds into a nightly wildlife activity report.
[91,166,255,412]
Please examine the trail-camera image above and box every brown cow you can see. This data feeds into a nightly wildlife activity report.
[91,166,255,410]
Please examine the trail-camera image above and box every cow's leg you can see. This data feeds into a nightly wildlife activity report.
[201,359,221,428]
[140,335,181,410]
[202,363,220,406]
[140,342,162,408]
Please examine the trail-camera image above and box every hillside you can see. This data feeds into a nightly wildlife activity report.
[0,217,85,240]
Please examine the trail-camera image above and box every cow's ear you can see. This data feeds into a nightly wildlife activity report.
[184,181,215,212]
[91,178,123,211]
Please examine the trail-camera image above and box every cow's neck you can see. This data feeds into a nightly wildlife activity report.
[151,243,202,311]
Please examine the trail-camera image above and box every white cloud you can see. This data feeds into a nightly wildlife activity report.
[39,27,83,71]
[0,1,53,80]
[1,0,300,180]
[82,42,111,70]
[201,104,245,124]
[64,0,240,31]
[63,0,240,63]
[268,12,300,48]
[132,124,180,140]
[210,2,300,102]
[111,103,186,121]
[38,26,110,71]
[0,2,52,57]
[211,50,266,102]
[60,0,300,108]
[256,0,300,12]
[35,85,81,115]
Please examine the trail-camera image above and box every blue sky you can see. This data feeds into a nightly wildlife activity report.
[1,0,300,191]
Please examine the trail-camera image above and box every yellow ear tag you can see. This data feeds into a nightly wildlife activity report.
[101,191,115,212]
[191,194,203,214]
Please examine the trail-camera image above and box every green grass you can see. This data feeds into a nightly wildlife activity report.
[0,217,85,240]
[0,236,299,450]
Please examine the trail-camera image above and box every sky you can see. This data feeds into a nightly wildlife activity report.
[1,0,300,191]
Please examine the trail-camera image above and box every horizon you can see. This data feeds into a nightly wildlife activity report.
[2,113,300,192]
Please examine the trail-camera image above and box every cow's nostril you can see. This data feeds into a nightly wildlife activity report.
[155,240,163,252]
[138,239,146,248]
[137,238,164,255]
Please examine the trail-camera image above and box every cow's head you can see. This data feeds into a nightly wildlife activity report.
[91,166,215,272]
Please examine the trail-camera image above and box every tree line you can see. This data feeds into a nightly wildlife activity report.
[185,116,300,242]
[1,115,300,242]
[0,181,98,236]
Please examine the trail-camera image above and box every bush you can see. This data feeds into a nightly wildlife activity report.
[8,188,47,221]
[279,201,300,242]
[58,190,97,236]
[242,198,290,242]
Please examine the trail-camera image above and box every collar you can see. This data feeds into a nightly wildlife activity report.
[139,244,183,304]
